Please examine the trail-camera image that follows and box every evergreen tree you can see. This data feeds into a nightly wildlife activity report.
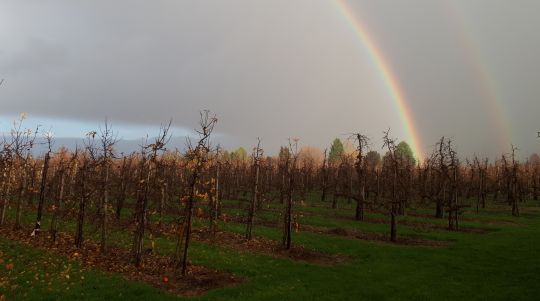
[365,150,382,169]
[232,147,248,161]
[396,141,416,165]
[328,138,344,164]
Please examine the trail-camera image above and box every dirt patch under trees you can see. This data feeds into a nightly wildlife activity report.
[156,223,350,266]
[0,224,244,297]
[225,215,448,247]
[304,225,449,247]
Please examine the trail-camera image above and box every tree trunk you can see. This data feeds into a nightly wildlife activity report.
[390,164,398,242]
[51,168,65,243]
[33,152,51,236]
[14,166,27,230]
[75,165,87,248]
[283,161,294,250]
[0,168,13,225]
[177,170,198,276]
[116,157,127,220]
[100,163,109,253]
[355,170,365,221]
[132,162,150,267]
[390,203,397,242]
[246,161,259,240]
[212,163,220,234]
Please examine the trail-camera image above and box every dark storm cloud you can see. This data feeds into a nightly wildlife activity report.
[0,0,539,158]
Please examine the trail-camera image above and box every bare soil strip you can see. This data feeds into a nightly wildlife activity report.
[302,224,449,247]
[155,223,351,266]
[222,203,503,232]
[0,224,244,297]
[327,215,497,234]
[405,212,524,226]
[3,205,351,268]
[224,216,449,247]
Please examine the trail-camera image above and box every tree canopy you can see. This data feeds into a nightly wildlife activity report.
[365,150,382,169]
[278,146,291,163]
[231,147,248,161]
[328,138,344,164]
[396,141,416,165]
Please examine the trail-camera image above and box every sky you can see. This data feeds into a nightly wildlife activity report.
[0,0,539,159]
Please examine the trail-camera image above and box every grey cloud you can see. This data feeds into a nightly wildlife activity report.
[0,37,68,75]
[0,0,539,158]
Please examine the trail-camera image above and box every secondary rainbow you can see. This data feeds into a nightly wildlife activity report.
[333,0,425,161]
[443,3,512,151]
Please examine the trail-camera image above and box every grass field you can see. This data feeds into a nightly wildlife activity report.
[0,195,539,300]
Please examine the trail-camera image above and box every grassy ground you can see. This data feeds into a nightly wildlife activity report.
[0,195,539,300]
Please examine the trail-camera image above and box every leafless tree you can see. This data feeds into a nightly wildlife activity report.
[32,131,53,236]
[174,111,217,276]
[446,140,460,231]
[115,153,134,220]
[209,145,221,235]
[75,132,98,248]
[50,149,77,243]
[98,119,118,253]
[245,138,263,240]
[509,145,520,217]
[382,130,399,242]
[132,121,171,267]
[1,115,38,226]
[320,149,329,202]
[350,133,369,221]
[282,138,299,250]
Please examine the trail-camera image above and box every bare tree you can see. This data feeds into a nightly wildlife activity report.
[446,140,460,231]
[206,146,222,235]
[282,138,299,250]
[32,131,53,236]
[116,153,133,220]
[50,149,77,243]
[174,111,217,276]
[510,145,520,217]
[132,121,171,267]
[1,114,37,226]
[245,138,263,240]
[75,132,98,248]
[98,119,118,253]
[473,157,489,212]
[350,133,369,221]
[13,127,38,229]
[435,137,447,219]
[382,130,399,242]
[320,149,329,202]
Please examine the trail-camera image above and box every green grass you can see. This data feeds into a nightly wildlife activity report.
[1,197,539,300]
[0,238,177,301]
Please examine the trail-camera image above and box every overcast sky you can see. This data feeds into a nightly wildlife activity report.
[1,0,539,158]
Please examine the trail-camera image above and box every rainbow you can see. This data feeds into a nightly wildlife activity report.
[333,0,425,161]
[443,4,511,151]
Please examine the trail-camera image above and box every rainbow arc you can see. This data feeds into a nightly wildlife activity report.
[334,0,425,161]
